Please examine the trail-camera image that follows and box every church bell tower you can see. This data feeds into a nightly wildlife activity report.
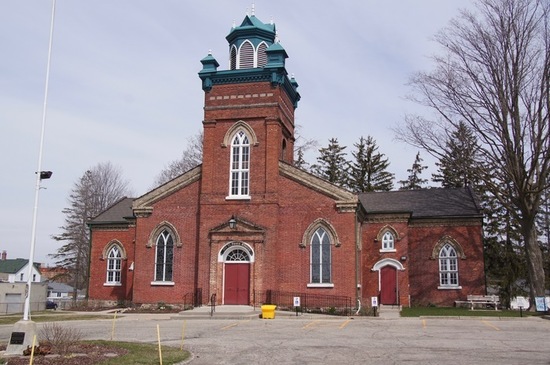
[198,12,300,199]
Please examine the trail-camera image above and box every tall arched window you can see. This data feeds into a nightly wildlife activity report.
[229,130,250,197]
[106,246,122,284]
[439,244,458,287]
[310,227,331,285]
[155,230,174,282]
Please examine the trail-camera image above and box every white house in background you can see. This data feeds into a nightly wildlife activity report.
[0,258,42,283]
[47,282,76,299]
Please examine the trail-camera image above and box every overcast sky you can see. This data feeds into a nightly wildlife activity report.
[0,1,475,265]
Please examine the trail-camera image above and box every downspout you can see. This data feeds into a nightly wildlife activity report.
[355,205,361,315]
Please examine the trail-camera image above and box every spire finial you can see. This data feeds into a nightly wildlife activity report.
[208,49,212,56]
[251,3,255,16]
[232,19,236,28]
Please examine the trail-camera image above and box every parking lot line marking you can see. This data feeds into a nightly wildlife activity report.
[303,320,320,329]
[481,320,501,331]
[222,322,239,330]
[339,320,351,329]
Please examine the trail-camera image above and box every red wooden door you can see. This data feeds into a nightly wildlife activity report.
[224,263,250,305]
[380,266,397,305]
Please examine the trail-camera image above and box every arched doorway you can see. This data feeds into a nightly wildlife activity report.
[372,258,404,306]
[380,266,397,305]
[220,243,253,305]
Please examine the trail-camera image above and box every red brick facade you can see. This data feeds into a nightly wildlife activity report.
[87,14,485,309]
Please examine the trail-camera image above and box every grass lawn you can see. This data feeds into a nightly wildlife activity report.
[401,306,540,317]
[88,340,190,365]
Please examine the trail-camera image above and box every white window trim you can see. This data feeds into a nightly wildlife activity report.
[103,283,122,287]
[307,283,335,288]
[151,281,175,286]
[379,248,397,253]
[438,285,463,290]
[225,195,251,201]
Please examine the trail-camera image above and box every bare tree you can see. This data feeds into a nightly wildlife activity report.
[153,131,203,187]
[51,162,131,300]
[397,0,550,306]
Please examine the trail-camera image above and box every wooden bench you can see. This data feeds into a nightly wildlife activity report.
[455,295,499,310]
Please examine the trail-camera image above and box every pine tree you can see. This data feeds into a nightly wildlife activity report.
[348,136,394,192]
[311,138,349,186]
[293,148,309,170]
[399,152,428,190]
[432,122,480,188]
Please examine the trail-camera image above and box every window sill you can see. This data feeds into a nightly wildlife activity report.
[225,195,251,201]
[307,283,334,288]
[379,249,396,253]
[103,283,122,287]
[438,285,462,290]
[151,281,175,286]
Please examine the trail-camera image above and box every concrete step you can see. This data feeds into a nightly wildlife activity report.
[378,304,401,319]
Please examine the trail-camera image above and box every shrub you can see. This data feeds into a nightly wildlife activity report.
[39,322,83,355]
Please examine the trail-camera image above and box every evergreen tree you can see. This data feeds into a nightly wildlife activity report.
[311,138,349,186]
[398,152,428,190]
[293,148,309,170]
[348,136,394,192]
[432,122,481,188]
[483,186,527,307]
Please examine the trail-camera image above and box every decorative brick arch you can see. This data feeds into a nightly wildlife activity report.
[300,218,341,248]
[431,235,466,259]
[146,221,182,248]
[375,225,400,242]
[101,240,127,260]
[222,121,259,147]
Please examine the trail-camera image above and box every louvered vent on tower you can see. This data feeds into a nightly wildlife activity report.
[257,43,267,68]
[230,46,237,70]
[239,41,254,69]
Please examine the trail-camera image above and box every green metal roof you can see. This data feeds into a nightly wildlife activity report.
[0,258,40,274]
[226,15,276,46]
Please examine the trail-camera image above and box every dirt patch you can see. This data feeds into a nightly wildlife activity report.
[1,343,128,365]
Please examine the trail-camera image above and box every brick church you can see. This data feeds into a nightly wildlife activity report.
[88,13,486,310]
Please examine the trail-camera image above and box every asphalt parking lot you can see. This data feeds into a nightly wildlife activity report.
[1,312,549,364]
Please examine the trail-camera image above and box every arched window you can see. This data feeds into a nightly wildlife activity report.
[226,248,250,262]
[310,227,332,285]
[439,244,458,287]
[155,230,174,282]
[257,42,268,67]
[229,130,250,197]
[239,41,254,69]
[106,245,122,284]
[381,231,395,251]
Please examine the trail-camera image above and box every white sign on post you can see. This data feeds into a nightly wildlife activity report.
[371,296,378,307]
[293,297,301,307]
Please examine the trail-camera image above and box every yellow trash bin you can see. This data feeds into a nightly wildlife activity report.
[261,304,277,319]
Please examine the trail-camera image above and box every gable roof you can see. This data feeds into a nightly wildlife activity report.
[89,197,135,225]
[358,187,482,218]
[279,161,357,210]
[0,259,39,274]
